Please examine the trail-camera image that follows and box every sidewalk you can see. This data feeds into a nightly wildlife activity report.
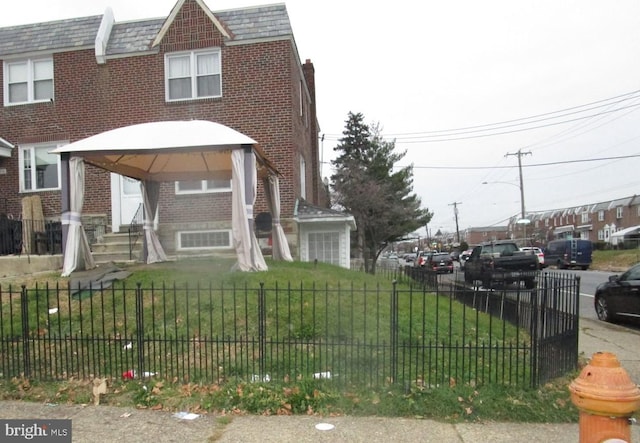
[1,318,639,443]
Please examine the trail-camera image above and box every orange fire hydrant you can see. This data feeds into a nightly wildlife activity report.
[569,352,640,443]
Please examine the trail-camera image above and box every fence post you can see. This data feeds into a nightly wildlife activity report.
[390,280,399,384]
[20,285,31,377]
[258,282,267,379]
[530,275,540,388]
[573,275,581,365]
[135,283,145,379]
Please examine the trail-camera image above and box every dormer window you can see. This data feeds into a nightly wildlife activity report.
[165,49,221,101]
[4,58,54,105]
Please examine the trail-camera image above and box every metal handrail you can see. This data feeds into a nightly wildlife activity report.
[127,203,144,260]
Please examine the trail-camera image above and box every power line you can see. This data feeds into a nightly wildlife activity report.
[409,154,640,170]
[320,88,640,143]
[390,103,640,143]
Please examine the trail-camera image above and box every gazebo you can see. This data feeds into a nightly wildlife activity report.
[51,120,292,276]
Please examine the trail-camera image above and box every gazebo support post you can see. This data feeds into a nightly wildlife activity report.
[243,144,255,265]
[60,152,71,254]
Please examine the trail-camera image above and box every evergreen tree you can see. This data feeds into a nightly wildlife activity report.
[331,112,433,273]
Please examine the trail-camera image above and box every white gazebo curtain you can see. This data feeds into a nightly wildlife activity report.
[141,180,168,264]
[231,149,267,271]
[61,157,96,277]
[266,175,293,261]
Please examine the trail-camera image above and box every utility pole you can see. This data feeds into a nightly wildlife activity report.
[505,149,531,242]
[505,149,531,220]
[449,202,462,244]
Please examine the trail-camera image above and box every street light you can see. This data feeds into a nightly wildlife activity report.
[482,181,529,241]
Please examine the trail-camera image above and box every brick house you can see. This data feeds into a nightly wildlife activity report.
[501,195,640,248]
[0,0,327,261]
[463,226,510,246]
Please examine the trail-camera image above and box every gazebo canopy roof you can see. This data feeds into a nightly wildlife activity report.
[51,120,277,181]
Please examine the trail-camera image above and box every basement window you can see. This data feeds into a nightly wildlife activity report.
[178,230,231,250]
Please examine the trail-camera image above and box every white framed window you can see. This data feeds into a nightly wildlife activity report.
[4,57,54,105]
[19,142,62,192]
[598,230,604,241]
[300,155,306,199]
[165,49,221,101]
[175,179,231,194]
[598,210,604,221]
[581,212,589,224]
[308,231,340,266]
[616,206,623,219]
[177,230,231,250]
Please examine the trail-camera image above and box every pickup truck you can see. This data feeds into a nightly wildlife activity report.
[463,241,539,289]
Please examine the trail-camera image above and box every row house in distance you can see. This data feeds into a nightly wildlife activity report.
[508,195,640,248]
[462,226,510,246]
[0,0,329,261]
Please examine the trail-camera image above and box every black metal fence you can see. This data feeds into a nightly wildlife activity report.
[0,218,109,256]
[0,270,579,388]
[0,218,62,256]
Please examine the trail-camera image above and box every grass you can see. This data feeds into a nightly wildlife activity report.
[1,258,530,389]
[0,371,581,423]
[592,249,640,270]
[0,256,583,422]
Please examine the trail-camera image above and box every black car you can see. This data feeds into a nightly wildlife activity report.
[594,263,640,323]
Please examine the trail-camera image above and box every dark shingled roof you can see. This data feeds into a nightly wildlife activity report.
[106,19,164,55]
[0,15,102,56]
[216,4,292,42]
[0,3,292,57]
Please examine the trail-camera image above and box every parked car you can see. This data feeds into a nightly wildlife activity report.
[450,250,461,262]
[414,251,428,267]
[544,239,592,270]
[464,241,538,289]
[594,263,640,323]
[520,246,545,269]
[402,253,415,263]
[459,249,473,269]
[425,252,454,273]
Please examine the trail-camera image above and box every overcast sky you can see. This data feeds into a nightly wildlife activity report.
[3,0,640,235]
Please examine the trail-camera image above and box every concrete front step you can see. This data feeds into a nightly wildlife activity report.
[98,231,142,244]
[92,251,141,265]
[92,232,143,264]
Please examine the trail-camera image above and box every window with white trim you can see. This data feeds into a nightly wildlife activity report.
[616,206,623,219]
[175,179,231,194]
[581,212,589,224]
[4,57,54,105]
[308,231,340,266]
[19,143,61,191]
[598,230,604,241]
[165,49,221,101]
[178,230,231,250]
[598,210,604,221]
